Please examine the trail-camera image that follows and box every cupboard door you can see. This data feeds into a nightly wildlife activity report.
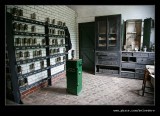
[124,19,142,51]
[98,20,106,34]
[96,20,107,51]
[108,16,118,49]
[107,15,121,51]
[95,15,121,51]
[143,18,152,50]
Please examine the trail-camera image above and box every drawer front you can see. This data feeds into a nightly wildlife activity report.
[135,69,144,74]
[137,58,147,64]
[121,63,135,69]
[136,64,145,69]
[133,52,148,57]
[121,72,135,78]
[99,69,119,74]
[146,59,154,64]
[98,56,118,61]
[137,58,154,64]
[135,73,144,79]
[97,52,118,57]
[148,53,155,58]
[98,60,118,65]
[122,52,132,57]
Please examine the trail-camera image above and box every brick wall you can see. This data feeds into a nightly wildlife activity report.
[6,5,76,98]
[21,72,66,99]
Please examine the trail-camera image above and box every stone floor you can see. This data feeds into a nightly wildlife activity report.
[8,72,154,105]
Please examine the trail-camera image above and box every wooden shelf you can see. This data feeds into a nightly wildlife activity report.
[13,15,45,26]
[13,31,46,37]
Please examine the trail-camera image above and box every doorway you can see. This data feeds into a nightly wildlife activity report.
[79,22,95,74]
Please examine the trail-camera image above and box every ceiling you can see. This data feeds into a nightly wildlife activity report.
[67,5,142,12]
[67,5,125,17]
[67,5,114,12]
[67,5,155,18]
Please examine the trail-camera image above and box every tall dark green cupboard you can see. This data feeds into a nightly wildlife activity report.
[143,18,154,50]
[95,14,121,76]
[66,59,82,95]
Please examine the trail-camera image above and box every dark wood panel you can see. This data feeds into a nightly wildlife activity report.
[79,22,95,74]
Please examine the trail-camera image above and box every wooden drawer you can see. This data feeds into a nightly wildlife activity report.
[98,60,118,65]
[99,69,119,74]
[97,52,118,57]
[148,53,155,58]
[135,69,144,74]
[121,63,135,69]
[98,56,118,61]
[135,73,144,79]
[121,72,135,78]
[122,52,132,57]
[137,58,154,64]
[146,59,154,64]
[136,64,145,69]
[133,52,148,57]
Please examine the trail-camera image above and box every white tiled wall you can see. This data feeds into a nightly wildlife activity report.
[51,64,64,76]
[27,70,47,85]
[6,5,77,85]
[19,59,47,75]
